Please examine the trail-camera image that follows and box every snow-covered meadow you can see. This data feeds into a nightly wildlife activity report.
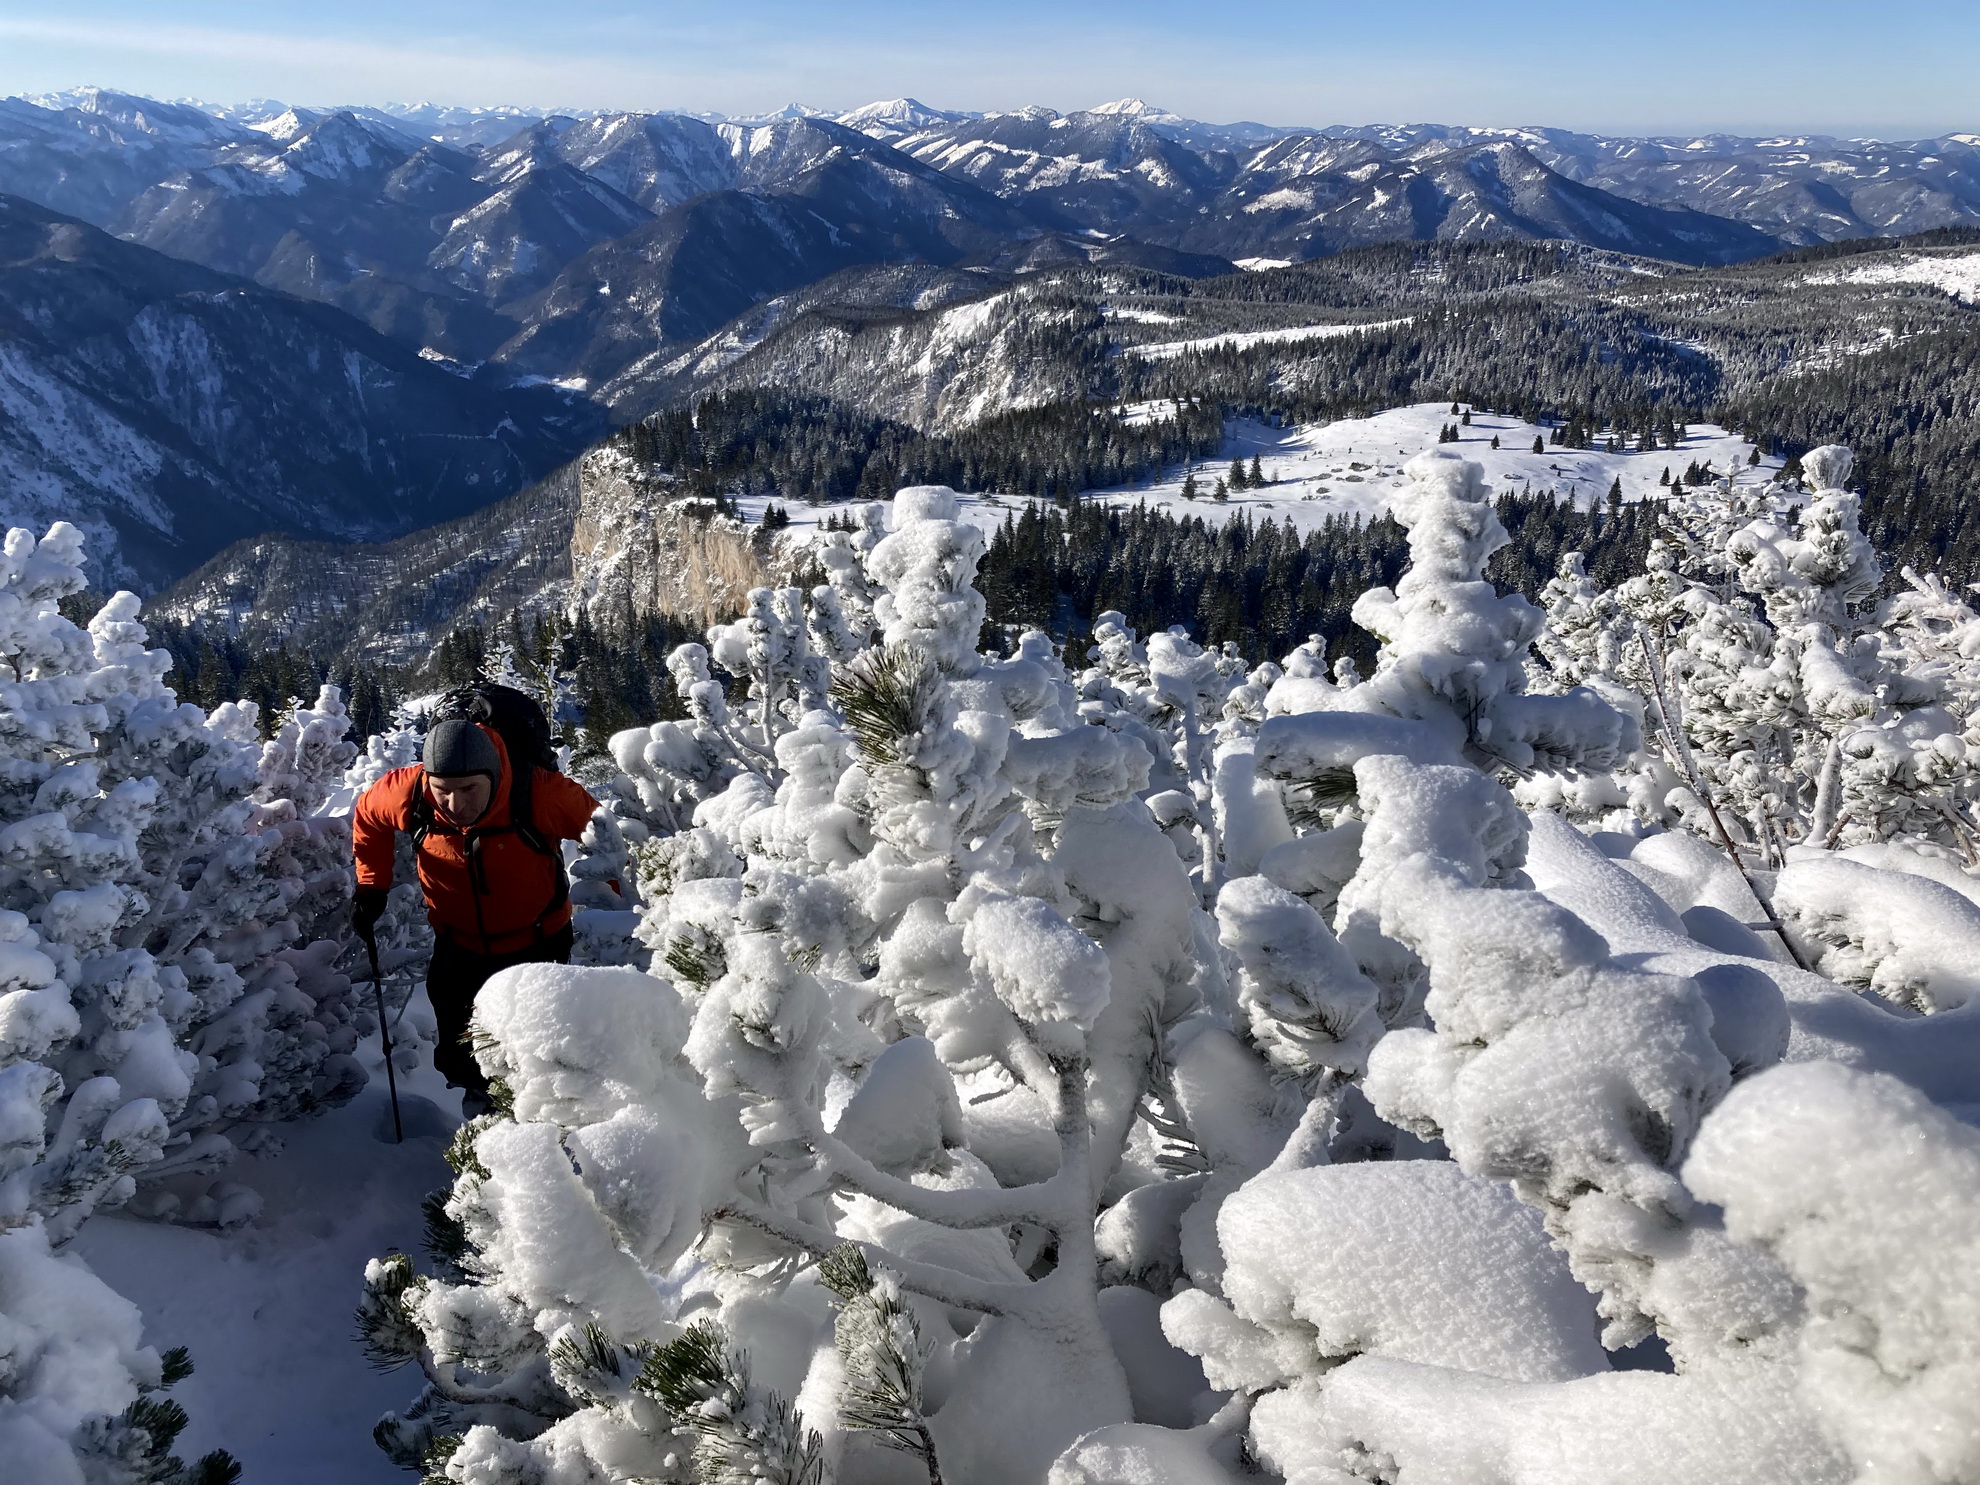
[1804,250,1980,306]
[734,403,1777,541]
[9,431,1980,1485]
[1121,320,1413,363]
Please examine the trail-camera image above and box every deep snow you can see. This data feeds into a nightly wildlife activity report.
[73,995,461,1484]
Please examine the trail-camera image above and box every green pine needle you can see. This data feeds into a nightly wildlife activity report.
[420,1189,473,1273]
[1283,767,1360,828]
[817,1242,873,1302]
[158,1346,195,1389]
[831,645,938,767]
[185,1450,244,1485]
[636,1322,826,1485]
[635,1322,728,1415]
[549,1322,626,1386]
[663,936,726,991]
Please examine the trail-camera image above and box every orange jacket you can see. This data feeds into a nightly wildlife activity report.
[353,725,600,956]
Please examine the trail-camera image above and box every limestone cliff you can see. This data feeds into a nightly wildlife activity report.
[567,444,783,630]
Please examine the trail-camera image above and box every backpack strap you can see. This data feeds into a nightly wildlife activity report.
[406,776,435,851]
[507,763,571,939]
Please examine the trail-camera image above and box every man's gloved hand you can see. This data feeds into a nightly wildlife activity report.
[352,886,389,938]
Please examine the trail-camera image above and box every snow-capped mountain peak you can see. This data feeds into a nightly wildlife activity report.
[248,107,322,142]
[29,86,244,144]
[835,97,978,140]
[1085,97,1178,119]
[275,110,409,180]
[728,101,833,126]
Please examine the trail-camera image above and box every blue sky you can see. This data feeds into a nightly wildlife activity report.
[1,1,1972,137]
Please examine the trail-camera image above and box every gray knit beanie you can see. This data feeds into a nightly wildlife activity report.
[424,719,501,781]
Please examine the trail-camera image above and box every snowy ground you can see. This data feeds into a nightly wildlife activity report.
[1804,251,1980,305]
[1122,318,1411,360]
[732,402,1778,540]
[75,995,461,1484]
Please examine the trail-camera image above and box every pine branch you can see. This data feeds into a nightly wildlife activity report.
[548,1322,648,1410]
[711,1200,1016,1317]
[1135,1008,1211,1176]
[663,935,726,991]
[354,1252,425,1369]
[416,1434,464,1485]
[636,1322,825,1485]
[831,645,938,767]
[1635,625,1810,970]
[158,1346,195,1389]
[1281,767,1359,828]
[181,1452,244,1485]
[420,1189,473,1276]
[821,1245,944,1484]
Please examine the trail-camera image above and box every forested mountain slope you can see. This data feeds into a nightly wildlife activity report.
[0,194,602,589]
[150,231,1980,682]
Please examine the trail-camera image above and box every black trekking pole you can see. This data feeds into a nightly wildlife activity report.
[363,925,405,1143]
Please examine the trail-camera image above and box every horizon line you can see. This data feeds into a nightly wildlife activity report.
[9,84,1974,146]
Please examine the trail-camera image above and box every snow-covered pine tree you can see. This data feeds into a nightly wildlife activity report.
[1528,447,1980,1005]
[0,526,366,1240]
[0,1216,240,1483]
[1152,446,1980,1483]
[362,486,1209,1483]
[358,447,1980,1485]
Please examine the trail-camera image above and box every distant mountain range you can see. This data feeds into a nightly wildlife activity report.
[9,90,1976,381]
[1,85,1975,588]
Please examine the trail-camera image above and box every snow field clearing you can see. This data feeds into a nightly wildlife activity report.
[1805,251,1980,305]
[1077,404,1775,529]
[1122,317,1412,360]
[732,401,1777,541]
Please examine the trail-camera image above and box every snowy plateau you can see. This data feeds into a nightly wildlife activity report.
[730,404,1776,539]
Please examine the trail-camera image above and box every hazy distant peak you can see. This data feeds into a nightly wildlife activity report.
[249,107,322,142]
[1085,97,1180,120]
[835,97,979,138]
[727,102,834,126]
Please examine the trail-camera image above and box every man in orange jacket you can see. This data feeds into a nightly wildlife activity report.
[352,719,598,1110]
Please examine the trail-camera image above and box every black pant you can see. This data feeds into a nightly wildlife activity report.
[427,925,575,1095]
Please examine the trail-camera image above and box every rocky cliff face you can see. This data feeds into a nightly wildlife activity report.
[156,440,798,661]
[567,444,780,629]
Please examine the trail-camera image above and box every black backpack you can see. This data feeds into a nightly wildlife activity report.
[409,682,569,940]
[437,681,560,772]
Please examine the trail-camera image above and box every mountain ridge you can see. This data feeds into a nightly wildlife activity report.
[0,192,604,589]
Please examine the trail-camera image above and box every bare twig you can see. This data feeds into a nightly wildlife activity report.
[1635,627,1810,971]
